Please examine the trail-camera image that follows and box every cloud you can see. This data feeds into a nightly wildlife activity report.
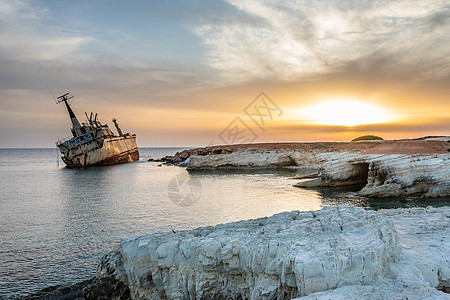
[275,116,450,134]
[0,0,218,107]
[0,33,93,61]
[0,0,93,61]
[191,0,450,83]
[0,0,43,21]
[0,1,448,147]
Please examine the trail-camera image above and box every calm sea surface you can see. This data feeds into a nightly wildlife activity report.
[1,148,449,297]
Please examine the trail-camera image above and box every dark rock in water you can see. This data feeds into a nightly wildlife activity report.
[19,276,130,300]
[18,280,88,300]
[157,146,235,166]
[195,148,208,156]
[148,158,163,162]
[152,146,233,166]
[160,155,181,165]
[156,150,192,165]
[176,150,190,160]
[83,277,130,300]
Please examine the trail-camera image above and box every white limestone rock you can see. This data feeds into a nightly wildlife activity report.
[98,206,396,299]
[186,150,450,197]
[298,153,450,197]
[186,150,301,169]
[295,284,449,300]
[359,154,450,197]
[380,206,450,290]
[98,206,450,299]
[296,206,450,300]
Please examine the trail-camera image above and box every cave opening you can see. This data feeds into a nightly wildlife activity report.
[350,162,370,185]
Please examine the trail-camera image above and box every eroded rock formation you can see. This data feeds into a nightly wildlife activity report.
[166,140,450,197]
[96,206,450,299]
[294,152,450,197]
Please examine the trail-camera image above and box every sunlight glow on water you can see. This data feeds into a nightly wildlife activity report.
[0,148,448,297]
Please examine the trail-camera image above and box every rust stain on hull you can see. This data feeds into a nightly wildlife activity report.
[61,137,139,168]
[93,148,139,166]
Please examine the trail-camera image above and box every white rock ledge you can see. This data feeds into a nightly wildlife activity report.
[98,205,450,299]
[185,150,450,197]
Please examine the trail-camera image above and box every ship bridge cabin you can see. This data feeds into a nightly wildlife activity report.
[55,93,125,150]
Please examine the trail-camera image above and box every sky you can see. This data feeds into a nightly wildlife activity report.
[0,0,449,147]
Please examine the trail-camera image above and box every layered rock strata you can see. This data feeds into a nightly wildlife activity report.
[294,152,450,197]
[165,141,450,197]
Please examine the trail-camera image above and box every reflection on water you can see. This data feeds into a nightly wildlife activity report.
[0,148,449,297]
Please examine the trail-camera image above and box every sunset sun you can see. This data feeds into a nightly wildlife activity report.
[297,99,394,127]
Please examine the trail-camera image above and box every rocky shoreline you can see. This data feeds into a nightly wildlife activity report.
[157,139,450,197]
[21,139,449,299]
[18,277,128,300]
[23,205,450,299]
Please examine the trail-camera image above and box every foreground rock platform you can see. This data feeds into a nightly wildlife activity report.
[92,205,449,299]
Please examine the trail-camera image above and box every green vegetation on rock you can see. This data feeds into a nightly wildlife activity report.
[351,135,384,142]
[422,136,444,139]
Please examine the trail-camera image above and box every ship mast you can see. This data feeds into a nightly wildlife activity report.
[112,118,123,136]
[56,93,83,137]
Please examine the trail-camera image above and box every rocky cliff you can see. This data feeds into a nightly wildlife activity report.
[169,140,450,197]
[294,152,450,197]
[96,205,449,299]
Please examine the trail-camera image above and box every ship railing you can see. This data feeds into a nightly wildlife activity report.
[56,135,74,146]
[56,131,97,148]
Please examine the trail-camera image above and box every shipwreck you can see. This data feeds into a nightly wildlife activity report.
[55,93,139,167]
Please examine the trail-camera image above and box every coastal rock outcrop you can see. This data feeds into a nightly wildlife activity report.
[172,141,450,197]
[184,149,301,169]
[381,207,450,291]
[96,205,450,299]
[294,152,450,197]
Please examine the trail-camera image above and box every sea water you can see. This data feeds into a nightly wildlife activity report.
[0,148,448,297]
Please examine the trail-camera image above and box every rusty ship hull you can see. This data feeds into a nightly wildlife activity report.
[60,134,139,168]
[55,93,139,168]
